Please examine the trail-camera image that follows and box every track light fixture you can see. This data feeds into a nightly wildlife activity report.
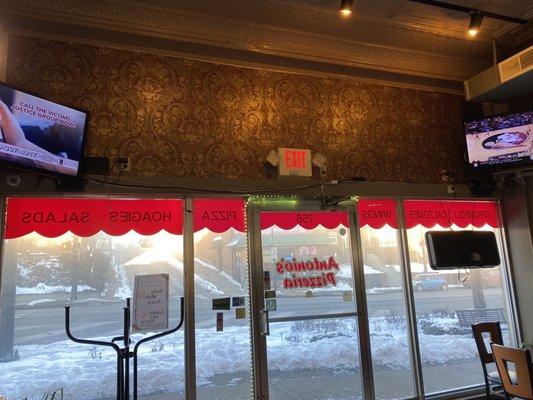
[339,0,353,17]
[407,0,528,36]
[468,11,483,37]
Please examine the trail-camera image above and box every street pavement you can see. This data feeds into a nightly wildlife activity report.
[13,288,504,345]
[8,287,502,400]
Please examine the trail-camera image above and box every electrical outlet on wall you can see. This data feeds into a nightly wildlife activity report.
[116,157,131,172]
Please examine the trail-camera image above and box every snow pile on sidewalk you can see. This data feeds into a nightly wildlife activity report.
[114,255,225,298]
[17,283,95,295]
[367,286,402,294]
[0,314,491,400]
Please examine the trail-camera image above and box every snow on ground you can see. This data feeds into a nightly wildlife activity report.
[17,284,95,295]
[115,255,224,298]
[0,314,488,400]
[194,258,218,272]
[195,275,223,295]
[195,258,245,290]
[367,286,402,294]
[124,250,182,270]
[27,298,56,306]
[76,298,108,303]
[313,281,353,292]
[220,271,244,289]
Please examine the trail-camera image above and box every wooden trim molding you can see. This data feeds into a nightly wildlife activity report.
[0,0,493,94]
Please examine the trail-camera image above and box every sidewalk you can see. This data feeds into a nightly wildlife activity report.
[142,360,484,400]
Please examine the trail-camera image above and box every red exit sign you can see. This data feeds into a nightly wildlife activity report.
[278,148,312,177]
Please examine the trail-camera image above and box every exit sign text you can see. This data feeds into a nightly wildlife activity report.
[278,148,312,177]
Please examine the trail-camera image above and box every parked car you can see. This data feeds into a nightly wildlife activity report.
[413,273,448,292]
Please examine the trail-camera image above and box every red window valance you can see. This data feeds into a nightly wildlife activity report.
[357,199,398,229]
[4,198,499,239]
[4,198,183,239]
[260,211,348,230]
[403,200,500,229]
[193,199,246,233]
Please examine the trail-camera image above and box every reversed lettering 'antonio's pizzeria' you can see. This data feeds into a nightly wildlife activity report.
[277,256,340,289]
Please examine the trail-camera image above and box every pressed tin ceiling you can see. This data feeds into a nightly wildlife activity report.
[0,0,531,93]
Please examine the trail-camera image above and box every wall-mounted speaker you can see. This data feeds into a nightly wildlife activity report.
[55,178,87,192]
[470,181,497,197]
[425,231,501,270]
[80,157,110,175]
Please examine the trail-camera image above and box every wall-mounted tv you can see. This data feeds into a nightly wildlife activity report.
[0,81,88,177]
[464,111,532,170]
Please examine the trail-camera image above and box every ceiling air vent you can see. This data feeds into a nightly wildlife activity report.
[520,48,533,70]
[499,46,533,82]
[464,45,532,102]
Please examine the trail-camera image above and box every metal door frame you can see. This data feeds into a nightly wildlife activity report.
[246,200,374,400]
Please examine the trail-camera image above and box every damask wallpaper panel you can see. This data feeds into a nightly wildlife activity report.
[6,35,468,183]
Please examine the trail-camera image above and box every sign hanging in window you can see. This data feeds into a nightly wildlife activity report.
[4,198,183,238]
[357,199,398,229]
[193,199,245,232]
[260,211,348,230]
[403,200,500,229]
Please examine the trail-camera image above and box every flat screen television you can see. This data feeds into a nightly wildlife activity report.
[464,111,532,169]
[0,81,88,177]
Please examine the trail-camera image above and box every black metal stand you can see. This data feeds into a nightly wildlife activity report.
[65,297,184,400]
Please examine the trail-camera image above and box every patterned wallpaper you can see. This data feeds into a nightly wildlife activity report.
[6,35,468,183]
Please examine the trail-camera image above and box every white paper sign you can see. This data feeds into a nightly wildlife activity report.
[132,273,169,331]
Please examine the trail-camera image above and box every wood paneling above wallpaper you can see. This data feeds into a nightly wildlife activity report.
[6,35,469,183]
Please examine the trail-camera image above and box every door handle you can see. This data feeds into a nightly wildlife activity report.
[259,309,270,336]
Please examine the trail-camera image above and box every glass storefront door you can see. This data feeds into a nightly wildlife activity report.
[0,196,518,400]
[248,206,371,400]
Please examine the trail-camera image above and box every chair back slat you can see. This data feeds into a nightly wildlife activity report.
[492,344,533,400]
[472,322,503,364]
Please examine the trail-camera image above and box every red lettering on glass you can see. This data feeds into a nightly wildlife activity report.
[278,256,339,289]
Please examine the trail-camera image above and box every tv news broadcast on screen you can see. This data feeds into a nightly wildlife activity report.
[0,82,88,177]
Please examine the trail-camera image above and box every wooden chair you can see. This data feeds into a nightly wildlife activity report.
[491,344,533,400]
[473,322,505,398]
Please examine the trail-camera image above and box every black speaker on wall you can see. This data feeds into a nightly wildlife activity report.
[80,156,110,175]
[55,177,87,192]
[425,231,501,270]
[470,181,497,197]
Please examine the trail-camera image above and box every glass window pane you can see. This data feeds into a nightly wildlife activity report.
[0,229,185,400]
[405,200,514,395]
[359,199,415,400]
[194,227,252,400]
[267,317,362,400]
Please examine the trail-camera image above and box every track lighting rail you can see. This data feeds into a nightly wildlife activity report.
[407,0,529,25]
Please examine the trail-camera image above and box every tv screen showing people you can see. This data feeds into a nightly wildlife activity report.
[0,82,88,177]
[465,111,532,169]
